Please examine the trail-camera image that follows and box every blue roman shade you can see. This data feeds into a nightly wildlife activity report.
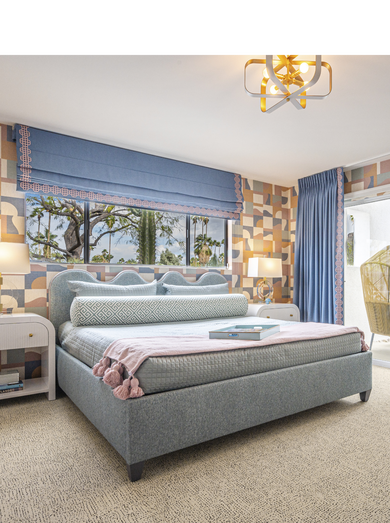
[13,124,243,219]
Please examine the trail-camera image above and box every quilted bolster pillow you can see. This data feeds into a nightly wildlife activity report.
[70,294,248,327]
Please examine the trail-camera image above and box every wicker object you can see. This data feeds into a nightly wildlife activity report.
[361,246,390,335]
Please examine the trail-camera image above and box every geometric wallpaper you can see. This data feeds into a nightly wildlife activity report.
[231,178,297,303]
[344,161,390,194]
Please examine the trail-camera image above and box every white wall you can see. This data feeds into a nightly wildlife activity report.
[345,208,370,267]
[344,198,390,340]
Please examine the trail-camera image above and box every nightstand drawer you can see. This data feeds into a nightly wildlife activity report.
[258,307,299,321]
[0,322,49,349]
[247,303,300,321]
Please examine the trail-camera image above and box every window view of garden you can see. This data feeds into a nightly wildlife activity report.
[25,196,226,267]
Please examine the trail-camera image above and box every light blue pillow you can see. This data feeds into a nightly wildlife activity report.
[67,279,157,297]
[162,282,229,295]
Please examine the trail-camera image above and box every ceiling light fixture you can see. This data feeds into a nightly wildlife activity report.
[244,55,332,114]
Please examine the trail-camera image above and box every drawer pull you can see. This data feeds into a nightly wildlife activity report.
[290,314,293,317]
[29,333,33,337]
[267,316,270,318]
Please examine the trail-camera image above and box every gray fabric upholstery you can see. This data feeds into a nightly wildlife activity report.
[52,268,373,478]
[57,346,372,467]
[50,269,228,333]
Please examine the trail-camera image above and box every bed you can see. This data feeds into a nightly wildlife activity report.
[51,269,372,481]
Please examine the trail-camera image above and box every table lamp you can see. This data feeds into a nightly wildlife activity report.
[247,257,282,302]
[0,242,31,314]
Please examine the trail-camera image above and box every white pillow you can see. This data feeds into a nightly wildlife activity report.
[67,279,157,297]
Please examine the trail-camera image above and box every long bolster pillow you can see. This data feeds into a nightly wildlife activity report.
[70,294,248,327]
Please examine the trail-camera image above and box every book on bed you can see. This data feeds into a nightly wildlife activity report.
[209,324,280,340]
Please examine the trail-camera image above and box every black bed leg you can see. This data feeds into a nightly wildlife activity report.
[127,461,145,482]
[360,389,372,402]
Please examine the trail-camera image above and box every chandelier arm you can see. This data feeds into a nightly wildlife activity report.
[279,55,323,109]
[244,59,286,97]
[287,55,322,100]
[266,55,315,110]
[266,56,290,95]
[262,96,291,114]
[292,62,332,99]
[289,96,305,110]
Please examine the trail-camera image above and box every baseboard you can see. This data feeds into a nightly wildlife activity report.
[372,359,390,368]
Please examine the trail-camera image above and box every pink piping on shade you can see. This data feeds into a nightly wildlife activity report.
[19,180,241,219]
[18,125,32,182]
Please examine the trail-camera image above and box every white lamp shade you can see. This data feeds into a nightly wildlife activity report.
[247,257,282,278]
[0,242,31,274]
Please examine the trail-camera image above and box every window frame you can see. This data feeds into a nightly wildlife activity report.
[25,197,229,268]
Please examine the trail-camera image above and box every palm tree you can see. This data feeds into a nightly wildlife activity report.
[43,228,59,260]
[194,234,212,265]
[91,249,114,263]
[30,232,46,260]
[103,210,116,262]
[203,217,209,236]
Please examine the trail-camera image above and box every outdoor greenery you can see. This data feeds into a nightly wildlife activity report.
[346,214,354,266]
[26,196,226,267]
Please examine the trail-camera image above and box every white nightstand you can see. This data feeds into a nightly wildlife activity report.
[246,303,300,322]
[0,313,56,400]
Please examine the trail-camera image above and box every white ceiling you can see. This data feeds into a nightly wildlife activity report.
[0,55,389,187]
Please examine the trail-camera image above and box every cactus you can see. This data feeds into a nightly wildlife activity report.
[138,210,156,264]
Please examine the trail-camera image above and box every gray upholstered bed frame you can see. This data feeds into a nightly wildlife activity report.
[51,269,372,482]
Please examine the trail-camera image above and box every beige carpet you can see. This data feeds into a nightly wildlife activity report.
[1,366,390,523]
[371,337,390,363]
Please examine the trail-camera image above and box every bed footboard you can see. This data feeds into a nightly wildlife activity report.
[57,346,372,481]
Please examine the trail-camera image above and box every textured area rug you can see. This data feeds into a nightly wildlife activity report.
[1,366,390,523]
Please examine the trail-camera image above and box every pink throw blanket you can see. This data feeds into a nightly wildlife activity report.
[92,323,369,400]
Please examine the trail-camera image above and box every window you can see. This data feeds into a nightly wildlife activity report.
[25,195,227,267]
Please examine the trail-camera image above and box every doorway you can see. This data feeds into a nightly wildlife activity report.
[344,198,390,367]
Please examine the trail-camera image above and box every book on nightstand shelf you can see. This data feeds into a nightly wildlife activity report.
[0,369,20,386]
[0,380,24,394]
[209,324,280,341]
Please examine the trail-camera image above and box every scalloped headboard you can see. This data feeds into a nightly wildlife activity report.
[49,269,228,332]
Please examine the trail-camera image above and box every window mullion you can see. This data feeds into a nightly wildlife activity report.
[224,219,228,267]
[84,201,90,264]
[186,215,191,266]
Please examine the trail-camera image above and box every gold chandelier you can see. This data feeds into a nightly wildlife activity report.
[244,55,332,113]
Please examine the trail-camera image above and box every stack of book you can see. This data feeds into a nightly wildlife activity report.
[0,369,23,394]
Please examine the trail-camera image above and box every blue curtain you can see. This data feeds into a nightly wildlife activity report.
[13,124,243,219]
[293,168,344,323]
